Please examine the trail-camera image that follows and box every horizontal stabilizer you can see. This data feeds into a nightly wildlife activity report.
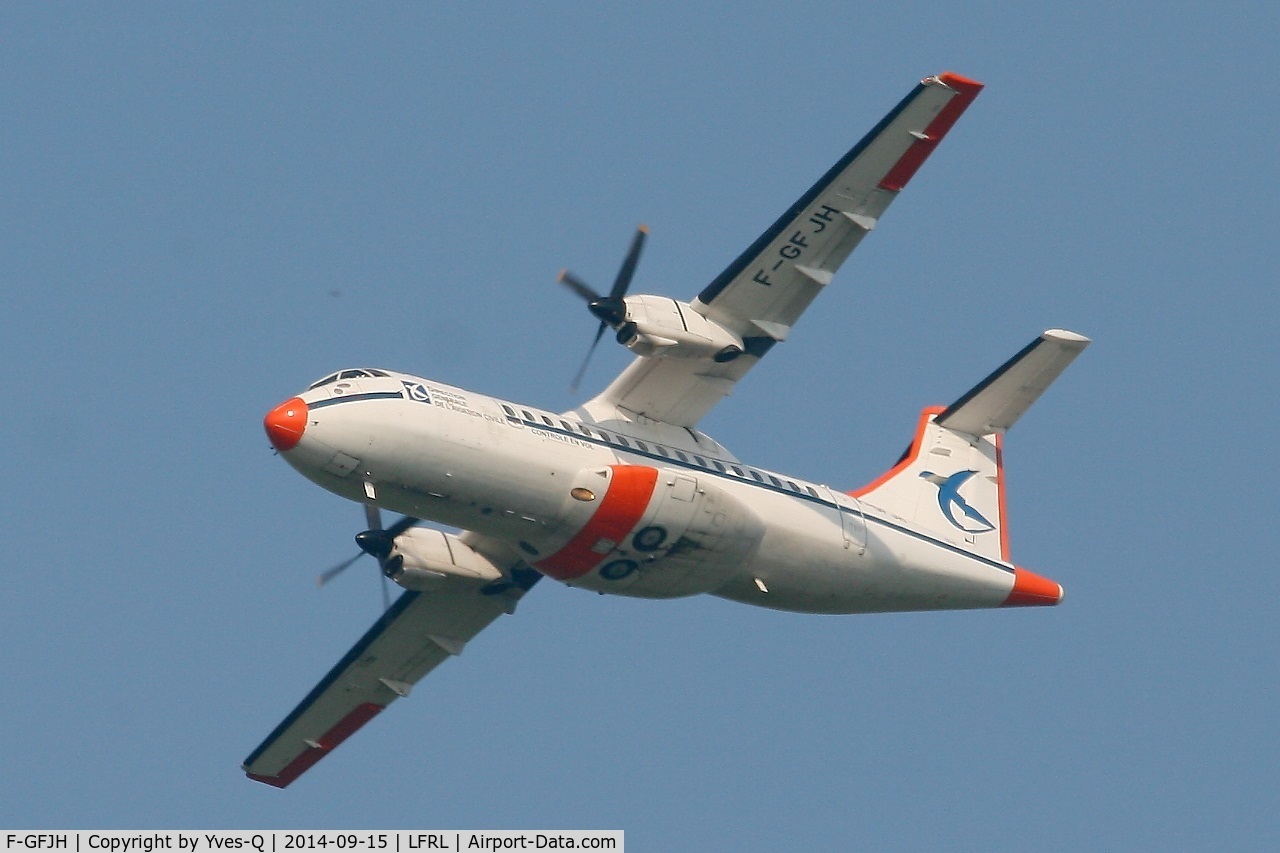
[935,330,1090,437]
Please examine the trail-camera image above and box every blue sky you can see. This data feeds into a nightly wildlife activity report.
[3,3,1277,850]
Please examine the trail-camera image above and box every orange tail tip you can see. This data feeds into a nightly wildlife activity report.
[1003,567,1064,607]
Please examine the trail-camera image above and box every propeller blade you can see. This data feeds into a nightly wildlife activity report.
[317,551,363,587]
[364,501,382,532]
[558,269,601,303]
[385,515,419,539]
[609,225,648,299]
[570,321,608,391]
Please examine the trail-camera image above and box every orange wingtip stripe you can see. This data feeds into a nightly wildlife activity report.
[245,702,385,788]
[879,73,984,192]
[937,71,985,93]
[1002,567,1064,607]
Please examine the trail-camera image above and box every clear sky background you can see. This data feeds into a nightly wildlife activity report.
[3,3,1277,850]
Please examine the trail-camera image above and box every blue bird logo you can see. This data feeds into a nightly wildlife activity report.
[919,470,995,534]
[401,381,431,403]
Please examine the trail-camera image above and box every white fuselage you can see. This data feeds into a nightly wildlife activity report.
[275,371,1020,614]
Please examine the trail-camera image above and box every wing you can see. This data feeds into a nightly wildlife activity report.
[242,553,537,788]
[583,72,983,429]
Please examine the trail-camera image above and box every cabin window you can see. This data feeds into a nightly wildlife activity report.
[732,466,745,477]
[768,475,783,487]
[501,404,516,418]
[675,450,689,463]
[805,486,820,498]
[541,415,554,427]
[635,440,649,452]
[522,410,535,421]
[750,470,764,483]
[712,461,727,472]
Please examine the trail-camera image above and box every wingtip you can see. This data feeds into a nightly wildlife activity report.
[936,71,985,94]
[1042,328,1092,346]
[882,71,984,193]
[245,771,289,789]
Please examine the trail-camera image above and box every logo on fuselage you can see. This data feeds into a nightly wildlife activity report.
[401,381,431,403]
[919,470,995,534]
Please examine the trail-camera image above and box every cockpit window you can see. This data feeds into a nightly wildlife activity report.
[308,368,390,389]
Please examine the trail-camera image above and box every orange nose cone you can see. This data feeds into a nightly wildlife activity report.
[1002,566,1064,607]
[264,397,308,451]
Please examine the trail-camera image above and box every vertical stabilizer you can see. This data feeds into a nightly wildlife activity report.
[853,407,1011,560]
[851,330,1089,562]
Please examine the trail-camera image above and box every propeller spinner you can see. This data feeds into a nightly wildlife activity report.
[316,500,419,611]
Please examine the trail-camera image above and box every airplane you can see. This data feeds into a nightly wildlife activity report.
[243,71,1089,788]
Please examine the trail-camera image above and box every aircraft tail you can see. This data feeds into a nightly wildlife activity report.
[851,330,1089,562]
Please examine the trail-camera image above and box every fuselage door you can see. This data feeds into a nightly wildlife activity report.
[824,487,867,555]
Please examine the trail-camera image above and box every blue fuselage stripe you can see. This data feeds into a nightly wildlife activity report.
[308,391,405,410]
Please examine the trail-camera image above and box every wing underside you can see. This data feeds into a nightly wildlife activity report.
[584,72,983,429]
[243,558,533,788]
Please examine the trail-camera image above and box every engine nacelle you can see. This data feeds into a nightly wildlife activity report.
[383,527,505,591]
[617,295,745,362]
[532,464,766,599]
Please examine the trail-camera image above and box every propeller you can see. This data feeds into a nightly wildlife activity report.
[316,499,419,611]
[559,224,648,390]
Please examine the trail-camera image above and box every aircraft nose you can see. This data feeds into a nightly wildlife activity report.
[264,397,308,451]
